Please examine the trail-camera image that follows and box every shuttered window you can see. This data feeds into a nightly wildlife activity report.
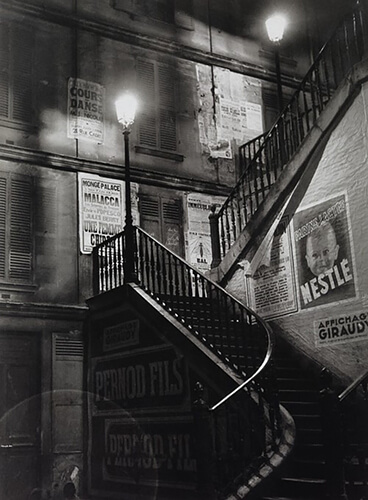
[137,59,177,152]
[0,173,33,283]
[0,22,34,123]
[139,194,184,256]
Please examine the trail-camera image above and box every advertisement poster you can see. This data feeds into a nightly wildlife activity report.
[244,102,263,134]
[91,347,188,414]
[89,416,196,495]
[218,98,242,141]
[195,65,263,159]
[246,217,298,319]
[293,194,356,310]
[314,310,368,347]
[67,78,105,143]
[78,173,124,254]
[186,193,226,273]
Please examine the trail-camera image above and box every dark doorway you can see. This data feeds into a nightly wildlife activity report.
[0,334,41,500]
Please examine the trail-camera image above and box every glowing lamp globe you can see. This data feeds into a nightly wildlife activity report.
[265,14,287,43]
[115,93,138,130]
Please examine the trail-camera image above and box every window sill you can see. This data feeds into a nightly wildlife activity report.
[0,282,38,293]
[0,117,37,133]
[135,146,184,162]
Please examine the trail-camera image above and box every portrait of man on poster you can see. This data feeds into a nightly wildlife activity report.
[305,221,339,278]
[293,195,356,310]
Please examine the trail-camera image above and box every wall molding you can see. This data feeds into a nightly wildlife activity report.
[0,143,230,195]
[0,300,87,320]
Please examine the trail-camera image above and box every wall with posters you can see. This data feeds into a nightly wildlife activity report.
[195,65,263,161]
[227,82,368,383]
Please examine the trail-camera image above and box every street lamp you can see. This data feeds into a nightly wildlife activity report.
[115,92,138,283]
[266,14,287,113]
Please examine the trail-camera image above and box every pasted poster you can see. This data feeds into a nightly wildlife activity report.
[314,310,368,347]
[218,99,263,142]
[89,416,196,495]
[186,193,226,273]
[67,78,105,143]
[246,217,298,319]
[78,173,139,254]
[293,194,356,310]
[78,173,124,254]
[195,65,264,159]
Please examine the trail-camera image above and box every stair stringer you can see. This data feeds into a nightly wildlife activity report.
[121,283,297,499]
[211,57,368,286]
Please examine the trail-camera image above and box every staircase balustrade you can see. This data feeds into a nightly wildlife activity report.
[212,2,367,261]
[93,226,281,495]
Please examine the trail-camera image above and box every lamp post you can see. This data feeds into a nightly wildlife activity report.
[265,14,287,113]
[115,93,138,283]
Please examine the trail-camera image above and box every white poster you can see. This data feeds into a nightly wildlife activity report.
[78,173,124,254]
[219,98,242,140]
[245,102,263,132]
[68,78,105,143]
[314,311,368,347]
[186,193,226,272]
[246,217,298,319]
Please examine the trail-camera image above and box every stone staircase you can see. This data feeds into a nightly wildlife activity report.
[258,337,327,500]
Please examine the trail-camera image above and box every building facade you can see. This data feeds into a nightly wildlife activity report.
[0,0,357,497]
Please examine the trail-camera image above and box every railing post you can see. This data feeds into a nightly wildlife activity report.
[92,247,100,295]
[192,382,217,499]
[319,368,348,500]
[209,205,221,269]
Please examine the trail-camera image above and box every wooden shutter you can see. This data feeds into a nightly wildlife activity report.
[35,182,57,257]
[0,23,9,119]
[9,176,32,281]
[137,59,177,152]
[162,198,182,256]
[0,22,33,123]
[139,194,183,256]
[137,59,157,148]
[52,333,83,453]
[11,25,33,123]
[158,65,176,151]
[0,178,7,279]
[36,183,57,234]
[139,195,161,241]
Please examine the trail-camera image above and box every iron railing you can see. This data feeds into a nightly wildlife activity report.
[93,226,281,490]
[238,131,267,177]
[214,3,366,260]
[320,367,368,499]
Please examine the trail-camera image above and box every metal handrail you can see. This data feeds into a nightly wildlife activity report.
[338,369,368,403]
[210,337,273,411]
